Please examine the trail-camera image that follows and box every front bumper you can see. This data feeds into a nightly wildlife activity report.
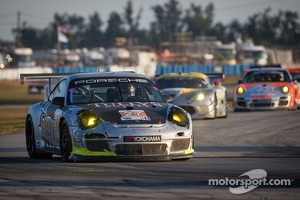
[70,150,196,162]
[233,96,292,111]
[69,125,195,161]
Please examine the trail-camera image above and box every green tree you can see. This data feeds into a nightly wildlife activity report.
[258,8,277,46]
[124,0,143,45]
[226,19,244,43]
[277,10,300,45]
[183,2,214,38]
[210,22,228,42]
[150,0,183,46]
[81,12,103,48]
[67,14,85,48]
[103,11,125,47]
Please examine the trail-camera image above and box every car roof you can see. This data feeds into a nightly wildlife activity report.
[66,71,147,81]
[156,72,207,80]
[248,67,288,73]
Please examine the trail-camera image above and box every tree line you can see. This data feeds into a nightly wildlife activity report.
[12,0,300,50]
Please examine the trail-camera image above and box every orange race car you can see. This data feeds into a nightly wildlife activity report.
[233,65,300,111]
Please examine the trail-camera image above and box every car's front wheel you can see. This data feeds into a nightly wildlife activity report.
[25,116,52,159]
[60,120,72,162]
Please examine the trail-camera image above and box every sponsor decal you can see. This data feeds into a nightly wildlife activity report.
[255,86,276,93]
[119,110,151,121]
[251,94,272,99]
[124,135,161,142]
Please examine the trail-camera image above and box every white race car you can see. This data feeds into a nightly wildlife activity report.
[155,73,228,119]
[20,72,195,162]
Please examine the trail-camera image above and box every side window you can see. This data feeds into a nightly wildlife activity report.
[48,80,67,102]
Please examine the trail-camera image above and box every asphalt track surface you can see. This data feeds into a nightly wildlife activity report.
[1,109,300,200]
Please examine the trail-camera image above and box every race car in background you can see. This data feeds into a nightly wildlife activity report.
[20,72,195,162]
[155,72,228,119]
[233,65,300,111]
[288,68,300,82]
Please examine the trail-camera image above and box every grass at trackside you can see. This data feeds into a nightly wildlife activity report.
[0,80,43,135]
[0,107,28,135]
[0,81,44,105]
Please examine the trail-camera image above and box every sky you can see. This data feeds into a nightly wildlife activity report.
[0,0,299,41]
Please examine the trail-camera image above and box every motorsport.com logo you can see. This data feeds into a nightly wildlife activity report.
[208,169,293,194]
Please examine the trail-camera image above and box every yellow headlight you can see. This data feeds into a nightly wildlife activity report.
[281,86,289,94]
[172,113,187,125]
[168,107,188,127]
[237,86,245,95]
[78,110,100,130]
[197,93,205,101]
[172,114,181,122]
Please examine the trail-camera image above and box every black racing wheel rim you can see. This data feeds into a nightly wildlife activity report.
[60,122,72,162]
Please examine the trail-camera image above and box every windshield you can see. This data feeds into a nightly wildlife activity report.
[239,50,264,59]
[156,77,208,89]
[215,48,235,60]
[242,70,291,83]
[68,80,165,104]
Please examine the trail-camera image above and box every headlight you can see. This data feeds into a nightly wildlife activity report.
[78,110,100,130]
[237,86,245,95]
[168,106,189,127]
[196,93,205,101]
[281,86,289,94]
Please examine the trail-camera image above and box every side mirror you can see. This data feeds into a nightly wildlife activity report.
[52,97,65,106]
[164,94,173,103]
[292,78,298,84]
[237,80,242,84]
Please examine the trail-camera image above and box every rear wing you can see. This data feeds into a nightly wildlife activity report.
[20,73,73,85]
[244,64,282,73]
[287,68,300,78]
[205,73,225,85]
[250,64,282,69]
[20,73,73,96]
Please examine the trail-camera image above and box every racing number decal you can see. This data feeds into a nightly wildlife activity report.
[40,114,55,139]
[119,110,151,121]
[40,103,62,146]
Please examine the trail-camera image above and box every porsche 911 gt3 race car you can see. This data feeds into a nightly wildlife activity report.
[20,72,195,162]
[155,72,228,119]
[233,65,300,111]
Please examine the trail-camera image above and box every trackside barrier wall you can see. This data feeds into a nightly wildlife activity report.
[0,64,251,81]
[155,64,251,77]
[52,66,105,73]
[52,64,251,76]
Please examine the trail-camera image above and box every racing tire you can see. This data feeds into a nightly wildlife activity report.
[60,120,72,162]
[219,93,228,118]
[288,93,297,111]
[211,94,217,119]
[173,158,191,161]
[25,116,53,159]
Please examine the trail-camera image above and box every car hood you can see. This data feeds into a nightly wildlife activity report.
[76,102,168,124]
[161,88,211,99]
[240,82,289,89]
[238,82,290,94]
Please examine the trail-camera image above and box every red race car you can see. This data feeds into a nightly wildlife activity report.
[233,65,300,111]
